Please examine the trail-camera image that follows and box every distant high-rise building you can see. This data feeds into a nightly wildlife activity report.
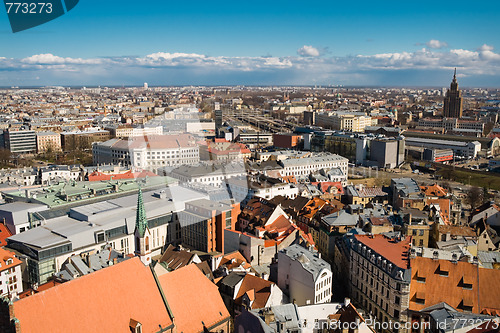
[143,82,148,90]
[443,69,463,118]
[214,102,223,138]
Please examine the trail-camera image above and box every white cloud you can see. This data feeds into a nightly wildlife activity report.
[21,53,101,65]
[426,39,448,49]
[2,44,500,85]
[297,45,320,57]
[478,44,494,52]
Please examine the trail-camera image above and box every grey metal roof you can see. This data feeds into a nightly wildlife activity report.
[220,271,245,287]
[322,211,358,227]
[477,250,500,269]
[280,244,330,280]
[7,185,208,251]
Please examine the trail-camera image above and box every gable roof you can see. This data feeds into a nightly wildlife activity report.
[0,223,12,247]
[158,264,230,333]
[234,274,274,310]
[12,258,173,333]
[420,184,448,197]
[410,257,500,316]
[158,244,197,271]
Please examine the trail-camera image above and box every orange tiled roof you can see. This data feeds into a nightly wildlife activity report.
[88,170,157,181]
[410,257,500,315]
[478,266,500,315]
[355,235,411,269]
[0,223,13,247]
[0,247,21,273]
[421,184,448,197]
[13,258,174,333]
[18,280,63,299]
[158,264,230,333]
[427,198,451,220]
[281,175,297,184]
[234,274,274,310]
[300,198,328,220]
[218,251,251,270]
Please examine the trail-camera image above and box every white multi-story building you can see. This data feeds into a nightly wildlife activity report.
[110,125,163,138]
[38,165,82,185]
[92,134,200,170]
[315,111,372,132]
[417,118,485,133]
[276,244,332,306]
[169,162,246,188]
[279,153,348,181]
[405,137,481,159]
[226,175,299,203]
[0,248,23,298]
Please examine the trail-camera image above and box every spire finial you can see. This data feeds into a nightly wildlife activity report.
[135,186,148,237]
[454,68,456,78]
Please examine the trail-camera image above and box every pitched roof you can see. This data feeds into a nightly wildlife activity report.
[18,280,63,299]
[410,257,500,316]
[437,225,476,238]
[218,251,251,270]
[0,223,13,247]
[355,234,411,269]
[13,258,174,333]
[158,264,230,332]
[234,274,274,310]
[420,184,448,197]
[158,244,197,271]
[0,247,22,273]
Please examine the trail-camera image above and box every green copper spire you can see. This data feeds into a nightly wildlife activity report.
[135,187,148,237]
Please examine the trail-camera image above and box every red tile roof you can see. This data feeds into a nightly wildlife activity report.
[420,184,448,197]
[18,280,63,299]
[88,170,157,181]
[234,274,274,310]
[410,257,500,315]
[355,235,411,269]
[0,247,21,273]
[13,258,174,333]
[158,264,230,333]
[0,223,13,247]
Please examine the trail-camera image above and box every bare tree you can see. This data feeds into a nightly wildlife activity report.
[0,148,11,167]
[465,186,484,210]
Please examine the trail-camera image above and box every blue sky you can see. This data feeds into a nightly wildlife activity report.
[1,0,499,86]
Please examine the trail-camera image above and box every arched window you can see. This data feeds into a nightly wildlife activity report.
[145,237,149,251]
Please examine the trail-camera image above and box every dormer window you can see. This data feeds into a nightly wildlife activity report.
[95,232,105,243]
[129,319,142,333]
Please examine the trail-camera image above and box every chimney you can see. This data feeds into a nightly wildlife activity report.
[432,250,439,260]
[344,298,351,306]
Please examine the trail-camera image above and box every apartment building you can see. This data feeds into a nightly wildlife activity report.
[108,125,163,138]
[349,235,412,331]
[0,248,23,298]
[36,131,62,153]
[93,134,200,169]
[276,244,332,306]
[279,153,349,181]
[315,112,373,132]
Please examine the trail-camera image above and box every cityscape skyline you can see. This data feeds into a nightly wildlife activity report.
[0,1,499,87]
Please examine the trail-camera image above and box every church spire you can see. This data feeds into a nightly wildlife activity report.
[135,187,148,237]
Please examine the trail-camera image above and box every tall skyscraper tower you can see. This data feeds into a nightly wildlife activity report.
[443,68,463,118]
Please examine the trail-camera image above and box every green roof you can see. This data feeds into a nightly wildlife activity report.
[4,176,177,208]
